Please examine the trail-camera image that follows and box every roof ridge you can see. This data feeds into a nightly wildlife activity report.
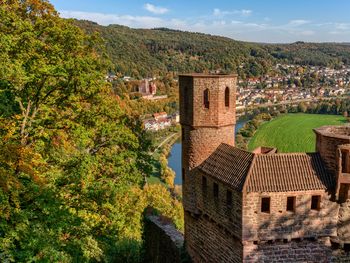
[256,152,319,157]
[220,143,254,155]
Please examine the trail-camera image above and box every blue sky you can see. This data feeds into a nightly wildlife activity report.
[51,0,350,43]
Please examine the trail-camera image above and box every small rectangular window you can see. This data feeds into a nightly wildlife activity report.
[286,196,296,212]
[182,168,185,183]
[311,195,321,210]
[203,89,210,109]
[341,150,350,173]
[261,197,270,213]
[202,176,207,196]
[226,190,232,207]
[213,183,219,198]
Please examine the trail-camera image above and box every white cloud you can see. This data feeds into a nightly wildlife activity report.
[287,20,310,27]
[300,30,315,36]
[58,10,350,43]
[213,8,252,17]
[241,9,253,16]
[144,3,169,15]
[335,23,350,30]
[60,10,164,27]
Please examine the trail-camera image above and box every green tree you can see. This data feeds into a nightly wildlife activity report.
[0,1,155,261]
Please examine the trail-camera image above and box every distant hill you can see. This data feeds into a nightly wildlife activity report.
[74,20,350,78]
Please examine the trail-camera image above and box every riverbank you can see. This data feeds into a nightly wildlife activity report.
[147,128,181,186]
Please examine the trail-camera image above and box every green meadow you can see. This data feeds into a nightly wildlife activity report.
[248,114,347,153]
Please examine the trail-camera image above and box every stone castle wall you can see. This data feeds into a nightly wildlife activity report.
[338,199,350,243]
[243,239,350,263]
[185,212,242,263]
[143,215,185,263]
[243,190,338,242]
[194,171,242,239]
[315,132,350,175]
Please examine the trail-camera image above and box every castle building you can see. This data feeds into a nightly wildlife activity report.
[179,74,350,262]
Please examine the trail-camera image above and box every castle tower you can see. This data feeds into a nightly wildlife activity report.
[179,73,237,212]
[314,126,350,244]
[314,126,350,200]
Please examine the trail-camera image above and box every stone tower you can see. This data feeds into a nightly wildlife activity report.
[179,74,237,254]
[314,126,350,244]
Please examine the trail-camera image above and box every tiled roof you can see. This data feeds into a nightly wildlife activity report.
[198,143,335,193]
[246,153,334,192]
[198,144,254,191]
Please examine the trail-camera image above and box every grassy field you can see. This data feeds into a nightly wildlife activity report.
[248,114,347,153]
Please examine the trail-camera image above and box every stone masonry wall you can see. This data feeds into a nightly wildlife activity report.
[182,126,234,213]
[338,199,350,243]
[194,171,242,239]
[185,212,242,263]
[316,132,350,175]
[182,125,235,213]
[192,77,236,127]
[243,239,350,263]
[243,190,339,241]
[179,75,236,128]
[143,215,184,263]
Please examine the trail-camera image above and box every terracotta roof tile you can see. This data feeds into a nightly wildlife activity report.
[246,153,334,192]
[198,144,254,191]
[198,143,335,193]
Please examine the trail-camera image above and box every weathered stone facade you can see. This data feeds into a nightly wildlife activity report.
[143,215,185,263]
[243,239,350,263]
[185,212,242,263]
[179,73,350,262]
[315,126,350,176]
[243,191,338,242]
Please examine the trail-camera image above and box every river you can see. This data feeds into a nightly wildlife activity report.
[168,119,248,185]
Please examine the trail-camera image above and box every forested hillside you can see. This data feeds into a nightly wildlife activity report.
[75,20,350,78]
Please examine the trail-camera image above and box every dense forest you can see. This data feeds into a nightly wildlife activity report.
[75,20,350,79]
[0,1,182,262]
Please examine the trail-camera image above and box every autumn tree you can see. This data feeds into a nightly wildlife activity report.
[0,1,163,261]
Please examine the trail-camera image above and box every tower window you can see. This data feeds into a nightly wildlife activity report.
[341,150,350,173]
[182,168,185,183]
[311,195,321,211]
[203,89,210,109]
[226,190,232,208]
[202,176,207,196]
[261,197,270,213]
[286,196,296,212]
[225,87,230,107]
[213,182,219,198]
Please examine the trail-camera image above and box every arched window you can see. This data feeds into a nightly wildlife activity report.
[225,87,230,107]
[203,89,210,109]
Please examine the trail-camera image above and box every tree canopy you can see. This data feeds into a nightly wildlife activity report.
[0,1,183,262]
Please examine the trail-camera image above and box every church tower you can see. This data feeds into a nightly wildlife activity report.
[179,74,237,213]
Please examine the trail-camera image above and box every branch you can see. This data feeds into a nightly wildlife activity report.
[20,100,31,146]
